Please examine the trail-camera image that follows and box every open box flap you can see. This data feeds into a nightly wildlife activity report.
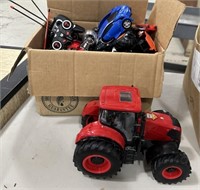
[47,0,148,24]
[147,0,185,50]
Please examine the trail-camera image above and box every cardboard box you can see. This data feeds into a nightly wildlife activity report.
[180,0,198,7]
[183,25,200,146]
[26,0,185,115]
[35,96,153,116]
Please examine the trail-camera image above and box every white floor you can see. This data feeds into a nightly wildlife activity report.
[1,72,199,190]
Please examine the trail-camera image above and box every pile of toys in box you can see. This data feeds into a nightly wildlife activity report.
[46,5,157,53]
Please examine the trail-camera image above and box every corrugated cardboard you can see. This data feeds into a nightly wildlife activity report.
[26,0,185,115]
[47,0,148,24]
[35,96,153,116]
[183,25,200,146]
[35,96,97,116]
[28,50,164,97]
[147,0,185,50]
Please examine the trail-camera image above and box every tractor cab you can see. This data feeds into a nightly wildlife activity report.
[74,86,191,184]
[99,86,142,113]
[99,86,142,142]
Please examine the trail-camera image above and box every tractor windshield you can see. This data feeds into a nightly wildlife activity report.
[99,110,136,142]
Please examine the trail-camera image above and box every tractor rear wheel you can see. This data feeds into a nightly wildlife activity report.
[152,151,191,184]
[73,139,123,178]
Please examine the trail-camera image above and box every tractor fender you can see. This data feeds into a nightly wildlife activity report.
[75,121,125,149]
[82,100,99,117]
[145,142,179,164]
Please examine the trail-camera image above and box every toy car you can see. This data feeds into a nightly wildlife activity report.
[73,86,191,184]
[97,5,133,43]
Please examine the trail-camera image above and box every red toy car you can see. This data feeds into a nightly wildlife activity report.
[73,86,191,184]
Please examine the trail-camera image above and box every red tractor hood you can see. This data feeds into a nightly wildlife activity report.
[144,112,181,142]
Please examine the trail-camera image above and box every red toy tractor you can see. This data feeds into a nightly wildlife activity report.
[73,86,191,184]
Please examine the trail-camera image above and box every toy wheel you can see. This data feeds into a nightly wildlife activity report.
[81,115,95,127]
[52,41,62,50]
[152,151,191,184]
[62,19,73,30]
[122,19,132,29]
[73,139,123,178]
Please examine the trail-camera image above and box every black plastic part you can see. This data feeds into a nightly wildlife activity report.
[167,130,181,141]
[0,59,28,109]
[123,146,136,164]
[145,142,179,164]
[48,14,85,50]
[81,115,95,127]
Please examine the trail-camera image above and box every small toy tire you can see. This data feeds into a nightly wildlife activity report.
[73,139,123,178]
[62,19,73,30]
[122,19,132,29]
[152,151,191,184]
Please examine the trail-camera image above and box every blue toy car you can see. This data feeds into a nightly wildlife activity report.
[97,5,133,43]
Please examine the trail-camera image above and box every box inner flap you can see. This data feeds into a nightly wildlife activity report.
[147,0,185,50]
[47,0,148,24]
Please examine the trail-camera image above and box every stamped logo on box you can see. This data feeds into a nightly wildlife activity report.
[41,96,79,113]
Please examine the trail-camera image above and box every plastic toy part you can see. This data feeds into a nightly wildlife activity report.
[73,85,191,184]
[67,41,82,50]
[135,24,157,34]
[74,139,123,178]
[48,15,85,50]
[81,30,98,50]
[75,121,125,149]
[82,154,112,174]
[97,5,133,42]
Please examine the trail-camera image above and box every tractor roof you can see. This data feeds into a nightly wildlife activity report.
[99,86,142,112]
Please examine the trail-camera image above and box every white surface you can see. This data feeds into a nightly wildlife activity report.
[0,0,47,47]
[0,72,200,190]
[191,48,200,92]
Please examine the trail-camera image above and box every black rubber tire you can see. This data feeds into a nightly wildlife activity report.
[81,115,94,127]
[152,151,191,184]
[73,139,123,178]
[122,19,132,29]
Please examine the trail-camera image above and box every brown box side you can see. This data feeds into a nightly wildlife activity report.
[183,25,200,146]
[28,49,164,98]
[35,96,153,116]
[26,0,185,99]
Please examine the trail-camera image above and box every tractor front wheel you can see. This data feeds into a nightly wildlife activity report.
[152,151,191,184]
[73,139,123,178]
